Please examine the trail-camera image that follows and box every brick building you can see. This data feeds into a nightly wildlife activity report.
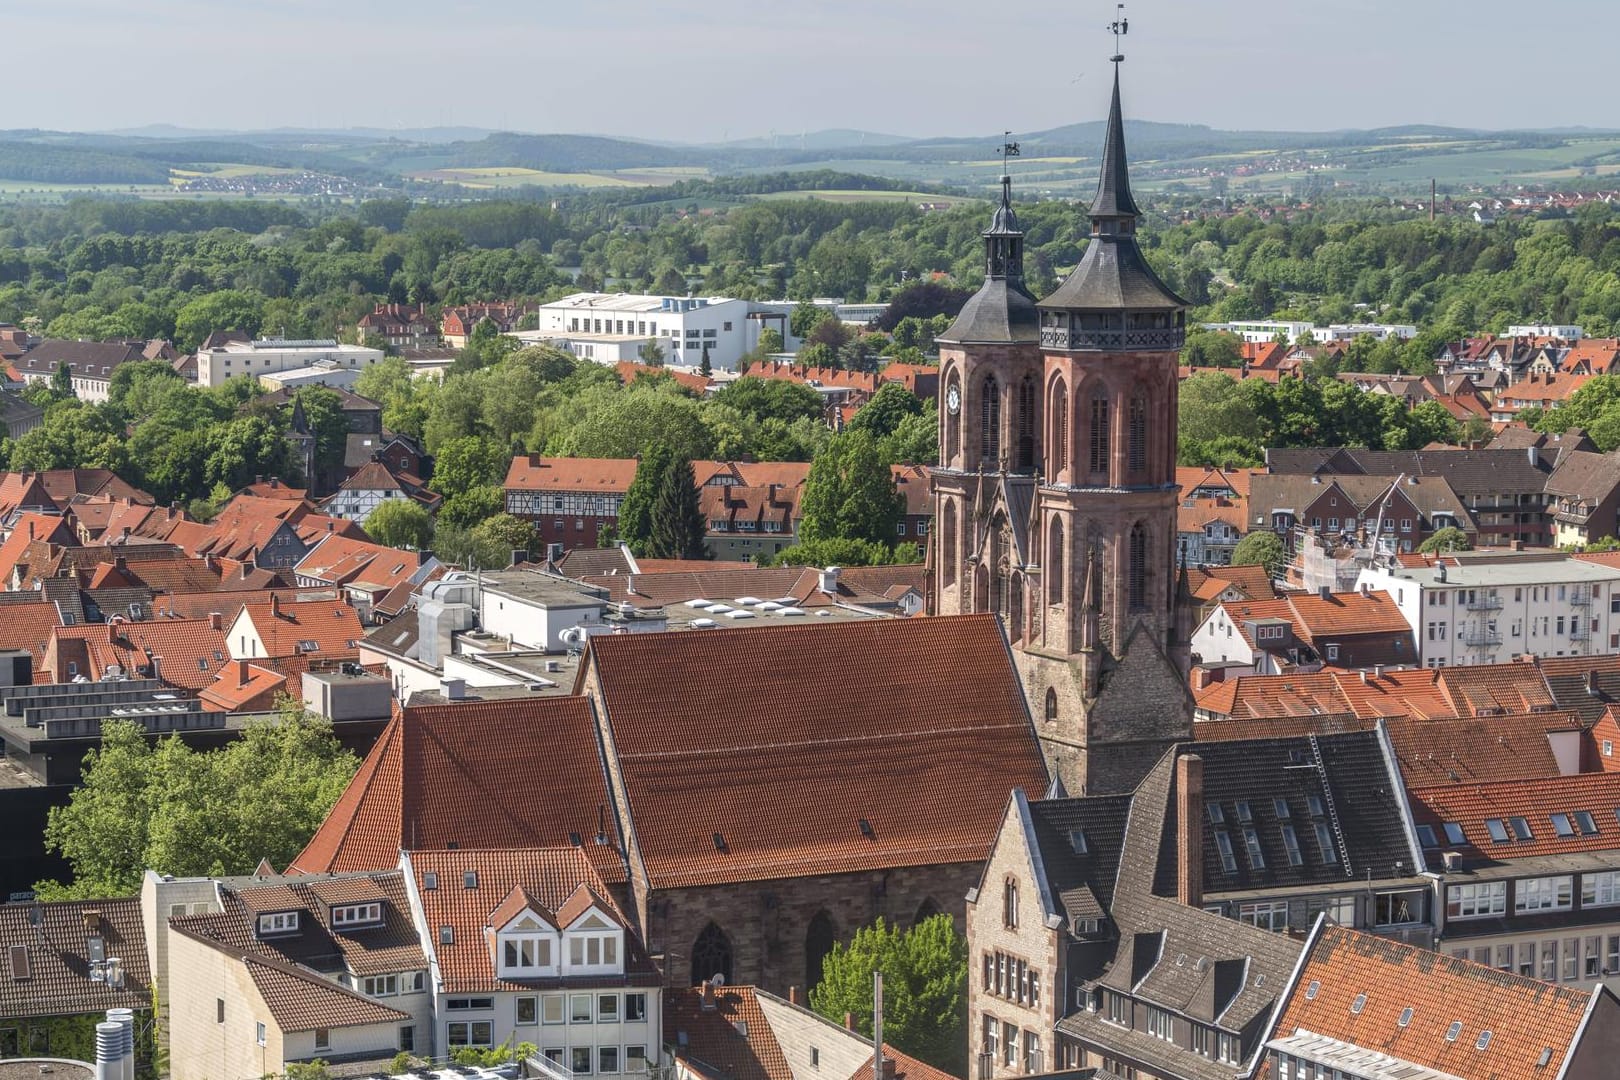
[930,63,1196,797]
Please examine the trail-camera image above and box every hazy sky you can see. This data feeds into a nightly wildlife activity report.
[6,0,1614,140]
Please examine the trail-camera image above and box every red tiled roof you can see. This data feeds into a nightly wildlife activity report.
[234,596,363,660]
[616,361,712,393]
[0,897,150,1019]
[0,512,77,583]
[408,847,654,994]
[505,455,639,494]
[293,534,423,591]
[292,697,625,883]
[853,1048,961,1080]
[585,614,1047,888]
[1385,712,1575,786]
[666,986,793,1080]
[1272,925,1591,1080]
[199,660,287,712]
[1409,771,1620,858]
[45,618,229,690]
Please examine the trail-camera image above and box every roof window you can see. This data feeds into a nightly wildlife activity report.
[1235,801,1253,823]
[1273,798,1291,819]
[1207,802,1225,824]
[1476,1031,1493,1050]
[1485,819,1510,843]
[1304,980,1320,1000]
[1551,813,1574,838]
[423,872,437,890]
[440,926,453,944]
[1398,1006,1414,1028]
[1509,816,1533,840]
[1575,811,1599,835]
[1443,822,1466,845]
[1445,1021,1463,1042]
[1537,1048,1553,1068]
[1069,829,1088,854]
[1350,993,1367,1015]
[713,832,728,853]
[1416,825,1437,847]
[463,871,477,889]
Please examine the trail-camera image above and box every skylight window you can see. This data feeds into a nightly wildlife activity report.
[1214,831,1238,874]
[1416,825,1438,847]
[1537,1048,1553,1068]
[1273,798,1291,819]
[1398,1007,1414,1028]
[1207,802,1225,825]
[1307,795,1326,818]
[1445,1021,1463,1042]
[1304,980,1320,1000]
[1575,811,1599,836]
[463,871,477,889]
[1069,829,1088,854]
[1350,993,1367,1015]
[1476,1031,1493,1050]
[1485,819,1510,843]
[1551,813,1575,838]
[1235,801,1254,823]
[1280,825,1304,867]
[1443,822,1467,845]
[1509,816,1533,840]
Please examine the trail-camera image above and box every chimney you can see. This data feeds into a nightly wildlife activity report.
[818,566,842,595]
[113,555,126,571]
[844,1012,855,1031]
[1318,585,1331,601]
[880,1061,896,1080]
[788,986,801,1006]
[701,980,716,1010]
[209,612,222,632]
[269,594,280,618]
[1587,669,1602,697]
[1175,753,1204,909]
[440,677,466,701]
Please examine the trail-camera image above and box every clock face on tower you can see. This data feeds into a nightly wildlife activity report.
[946,384,961,414]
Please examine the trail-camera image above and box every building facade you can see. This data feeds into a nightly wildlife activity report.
[196,339,384,388]
[929,66,1196,796]
[526,293,802,372]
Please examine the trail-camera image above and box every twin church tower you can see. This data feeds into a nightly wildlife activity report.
[928,55,1198,796]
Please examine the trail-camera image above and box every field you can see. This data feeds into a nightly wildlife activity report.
[749,188,976,205]
[406,166,709,189]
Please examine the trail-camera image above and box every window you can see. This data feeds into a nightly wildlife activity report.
[571,994,593,1023]
[1280,825,1304,867]
[440,926,454,944]
[1241,826,1265,869]
[1002,1022,1017,1068]
[1416,824,1437,847]
[1128,524,1147,611]
[1517,876,1574,912]
[1584,871,1620,907]
[446,997,496,1010]
[572,1048,593,1074]
[1088,393,1109,475]
[598,994,620,1022]
[1374,890,1424,926]
[464,871,478,889]
[502,934,554,972]
[1509,816,1533,840]
[1446,881,1506,919]
[1146,1006,1173,1041]
[1237,901,1288,931]
[1445,1021,1462,1042]
[600,1048,621,1074]
[314,1028,330,1050]
[626,1046,648,1073]
[1443,822,1466,845]
[363,974,399,997]
[981,376,1001,464]
[256,1022,266,1047]
[626,992,647,1022]
[1485,818,1511,843]
[257,912,299,936]
[983,1015,998,1059]
[1398,1006,1414,1027]
[399,1025,414,1053]
[1127,396,1147,472]
[332,902,381,927]
[1214,831,1238,873]
[543,995,565,1024]
[1004,878,1019,928]
[1552,814,1575,838]
[1207,803,1226,824]
[517,996,538,1025]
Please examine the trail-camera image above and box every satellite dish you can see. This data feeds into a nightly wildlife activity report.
[710,973,726,988]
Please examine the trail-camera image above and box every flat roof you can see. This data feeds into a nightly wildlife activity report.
[1371,555,1620,587]
[476,569,608,607]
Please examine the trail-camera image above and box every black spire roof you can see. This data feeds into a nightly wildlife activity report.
[1039,63,1187,322]
[938,173,1040,345]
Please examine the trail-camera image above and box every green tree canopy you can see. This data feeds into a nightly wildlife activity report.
[36,708,359,899]
[847,383,924,441]
[1418,526,1472,553]
[432,435,508,493]
[800,430,904,547]
[365,499,434,550]
[1229,530,1286,579]
[808,915,967,1075]
[647,455,708,560]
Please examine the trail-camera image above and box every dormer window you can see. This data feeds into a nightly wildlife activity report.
[332,903,382,928]
[503,935,553,972]
[257,912,299,937]
[564,910,624,973]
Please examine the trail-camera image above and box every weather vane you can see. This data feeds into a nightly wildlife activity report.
[1110,2,1128,64]
[998,131,1020,202]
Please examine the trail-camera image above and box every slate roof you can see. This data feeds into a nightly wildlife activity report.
[1408,772,1620,862]
[173,870,426,981]
[1025,792,1133,930]
[407,847,658,994]
[291,697,626,884]
[1269,924,1595,1080]
[1537,653,1620,723]
[0,897,150,1019]
[585,614,1047,888]
[1150,733,1417,898]
[1543,449,1620,503]
[939,278,1040,345]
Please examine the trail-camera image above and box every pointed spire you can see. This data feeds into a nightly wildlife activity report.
[1089,66,1141,222]
[1081,546,1099,613]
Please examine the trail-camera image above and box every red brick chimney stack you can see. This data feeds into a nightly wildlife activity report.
[1176,752,1204,909]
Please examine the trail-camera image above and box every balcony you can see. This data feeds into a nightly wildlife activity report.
[1040,326,1186,352]
[1465,595,1503,611]
[1571,623,1592,641]
[1461,629,1502,648]
[1571,590,1592,607]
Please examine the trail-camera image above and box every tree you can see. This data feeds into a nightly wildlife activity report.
[847,384,924,440]
[809,915,967,1075]
[173,289,264,352]
[432,436,507,494]
[204,415,292,492]
[365,499,433,550]
[639,339,666,366]
[647,455,708,560]
[758,327,784,354]
[1418,526,1472,554]
[799,430,904,547]
[710,377,825,425]
[792,301,832,340]
[290,386,351,477]
[770,538,895,567]
[471,513,539,561]
[1229,531,1286,580]
[438,484,505,531]
[36,709,358,899]
[619,444,674,555]
[50,360,74,399]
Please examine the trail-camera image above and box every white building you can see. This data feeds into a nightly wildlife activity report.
[1506,324,1584,340]
[1354,551,1620,668]
[1202,320,1314,344]
[522,293,801,372]
[1316,322,1419,342]
[196,338,384,388]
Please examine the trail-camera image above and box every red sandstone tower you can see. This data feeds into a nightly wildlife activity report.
[931,60,1195,796]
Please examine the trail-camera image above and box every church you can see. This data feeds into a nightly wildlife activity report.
[928,56,1198,797]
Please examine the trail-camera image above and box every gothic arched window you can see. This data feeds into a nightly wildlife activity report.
[981,375,1001,466]
[691,922,733,986]
[941,501,958,588]
[1129,523,1148,612]
[1017,376,1037,471]
[1050,380,1069,480]
[1128,395,1148,473]
[805,911,836,992]
[914,897,942,926]
[1044,687,1058,724]
[1003,877,1019,928]
[1088,392,1110,477]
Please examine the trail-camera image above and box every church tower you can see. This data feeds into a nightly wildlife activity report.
[930,33,1196,796]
